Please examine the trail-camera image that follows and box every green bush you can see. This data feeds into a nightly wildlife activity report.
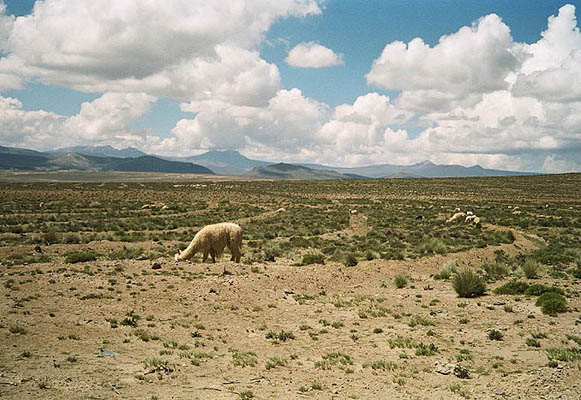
[419,238,447,255]
[482,262,509,281]
[394,275,408,289]
[488,330,504,341]
[299,253,325,266]
[521,259,541,279]
[452,269,486,298]
[524,284,564,296]
[493,281,529,295]
[569,268,581,279]
[43,231,60,245]
[535,292,567,316]
[343,253,358,267]
[435,260,456,280]
[546,347,581,362]
[63,233,81,244]
[64,251,97,264]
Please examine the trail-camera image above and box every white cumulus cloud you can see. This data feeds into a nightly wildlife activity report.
[0,0,320,101]
[0,93,156,149]
[285,42,344,68]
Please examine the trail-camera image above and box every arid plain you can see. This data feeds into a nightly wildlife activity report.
[1,173,580,399]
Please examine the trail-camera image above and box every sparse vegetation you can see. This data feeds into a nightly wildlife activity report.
[394,275,408,289]
[0,175,579,399]
[535,292,567,316]
[452,269,486,298]
[231,349,258,367]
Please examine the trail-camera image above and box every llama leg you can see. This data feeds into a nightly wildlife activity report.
[203,251,208,262]
[231,245,241,263]
[210,249,216,263]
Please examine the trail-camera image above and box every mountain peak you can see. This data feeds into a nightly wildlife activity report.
[52,145,146,158]
[414,160,436,167]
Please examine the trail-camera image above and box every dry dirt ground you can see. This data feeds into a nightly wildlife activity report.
[1,221,580,400]
[1,175,580,400]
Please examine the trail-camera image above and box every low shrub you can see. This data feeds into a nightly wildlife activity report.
[452,269,486,298]
[546,347,581,362]
[299,253,325,266]
[521,259,541,279]
[343,253,358,267]
[42,231,59,245]
[64,251,97,264]
[535,292,567,316]
[569,268,581,279]
[434,260,456,280]
[394,275,408,289]
[419,238,447,255]
[482,262,509,281]
[488,330,504,341]
[524,284,565,296]
[493,281,529,295]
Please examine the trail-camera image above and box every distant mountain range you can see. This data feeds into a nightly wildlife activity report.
[0,145,213,175]
[0,144,538,178]
[244,163,363,180]
[169,150,270,175]
[179,149,535,178]
[296,159,536,178]
[52,145,147,158]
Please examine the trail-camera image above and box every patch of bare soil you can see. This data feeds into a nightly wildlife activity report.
[1,221,579,400]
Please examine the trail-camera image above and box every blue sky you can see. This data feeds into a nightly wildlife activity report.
[0,0,579,172]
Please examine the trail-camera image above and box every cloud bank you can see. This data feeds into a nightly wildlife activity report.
[0,1,579,173]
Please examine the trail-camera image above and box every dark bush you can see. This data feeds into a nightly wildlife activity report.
[64,251,97,264]
[452,269,486,298]
[299,253,325,266]
[524,284,565,296]
[394,275,408,289]
[493,281,529,295]
[536,292,567,316]
[343,253,358,267]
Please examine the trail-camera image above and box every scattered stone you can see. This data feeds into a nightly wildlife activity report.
[151,263,161,270]
[97,349,118,358]
[493,301,506,306]
[209,288,217,294]
[284,289,295,295]
[34,245,43,253]
[434,362,470,379]
[453,364,470,379]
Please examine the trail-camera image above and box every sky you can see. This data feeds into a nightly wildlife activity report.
[0,0,580,173]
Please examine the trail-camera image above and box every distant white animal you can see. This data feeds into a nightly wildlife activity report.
[446,212,466,224]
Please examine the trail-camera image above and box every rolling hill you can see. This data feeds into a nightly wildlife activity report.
[51,145,146,158]
[244,163,362,180]
[169,150,270,175]
[0,146,213,174]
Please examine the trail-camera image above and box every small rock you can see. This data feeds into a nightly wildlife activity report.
[97,348,118,357]
[493,301,506,306]
[453,364,470,379]
[209,288,217,294]
[284,289,295,295]
[34,245,43,253]
[496,389,505,395]
[151,263,161,270]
